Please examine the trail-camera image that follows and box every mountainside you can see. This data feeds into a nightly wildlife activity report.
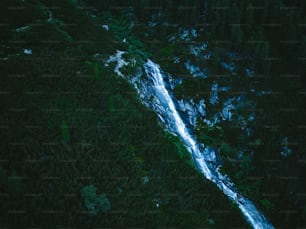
[0,0,305,228]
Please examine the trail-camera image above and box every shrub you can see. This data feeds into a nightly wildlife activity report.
[80,184,111,216]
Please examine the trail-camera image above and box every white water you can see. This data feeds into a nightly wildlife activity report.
[132,60,274,229]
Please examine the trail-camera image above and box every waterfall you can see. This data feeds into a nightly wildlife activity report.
[129,60,274,229]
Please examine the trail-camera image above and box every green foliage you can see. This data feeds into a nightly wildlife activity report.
[260,198,274,211]
[164,132,195,168]
[93,63,100,78]
[219,142,236,157]
[60,121,70,142]
[108,97,115,112]
[0,165,8,189]
[80,185,111,216]
[85,61,101,78]
[195,120,225,147]
[249,138,262,148]
[156,44,177,59]
[8,170,24,195]
[0,166,25,198]
[70,0,79,5]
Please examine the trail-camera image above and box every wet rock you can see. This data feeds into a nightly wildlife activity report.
[184,60,207,79]
[210,82,219,105]
[196,99,206,117]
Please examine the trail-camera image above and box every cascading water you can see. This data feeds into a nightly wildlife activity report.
[129,60,274,229]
